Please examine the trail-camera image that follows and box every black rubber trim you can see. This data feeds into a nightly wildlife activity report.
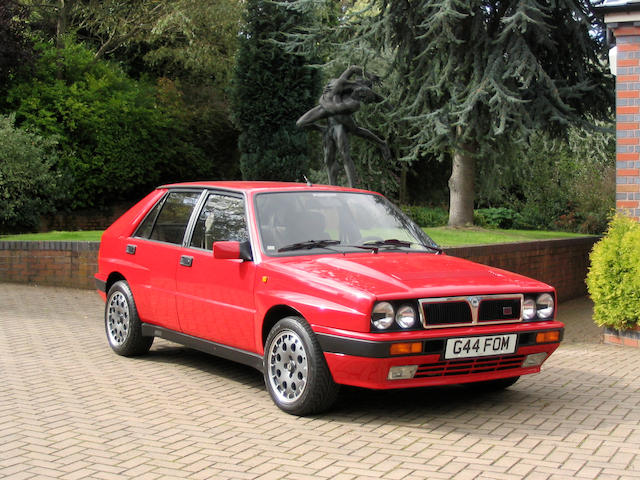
[95,277,107,293]
[316,327,565,359]
[141,324,264,371]
[317,333,392,358]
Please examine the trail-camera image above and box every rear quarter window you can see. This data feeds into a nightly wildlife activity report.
[135,191,201,245]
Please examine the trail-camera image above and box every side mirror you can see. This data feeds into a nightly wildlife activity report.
[213,240,253,261]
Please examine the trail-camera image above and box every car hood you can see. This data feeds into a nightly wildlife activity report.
[265,252,550,299]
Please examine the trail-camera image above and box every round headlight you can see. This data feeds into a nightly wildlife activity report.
[536,293,554,319]
[396,304,417,328]
[523,298,536,320]
[372,302,395,329]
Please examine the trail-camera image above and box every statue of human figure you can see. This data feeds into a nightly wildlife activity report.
[296,66,392,187]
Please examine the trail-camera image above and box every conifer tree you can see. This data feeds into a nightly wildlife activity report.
[285,0,613,225]
[230,0,321,181]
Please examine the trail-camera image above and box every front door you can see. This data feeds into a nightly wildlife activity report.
[176,192,257,351]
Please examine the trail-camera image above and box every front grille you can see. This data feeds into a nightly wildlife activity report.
[414,354,526,378]
[423,301,471,325]
[479,298,521,322]
[420,294,523,328]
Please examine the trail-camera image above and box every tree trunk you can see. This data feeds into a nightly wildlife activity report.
[56,0,68,50]
[448,146,475,227]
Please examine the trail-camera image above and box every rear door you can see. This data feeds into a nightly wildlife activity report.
[175,192,257,351]
[129,190,203,331]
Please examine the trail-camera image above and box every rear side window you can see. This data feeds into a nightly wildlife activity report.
[139,191,201,245]
[134,197,165,239]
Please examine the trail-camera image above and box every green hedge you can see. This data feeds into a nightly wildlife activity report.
[6,39,205,210]
[586,215,640,330]
[401,206,448,227]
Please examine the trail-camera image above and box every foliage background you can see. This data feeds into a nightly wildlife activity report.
[0,114,61,232]
[0,0,616,235]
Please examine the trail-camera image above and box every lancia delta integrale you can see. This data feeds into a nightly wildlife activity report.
[95,182,563,415]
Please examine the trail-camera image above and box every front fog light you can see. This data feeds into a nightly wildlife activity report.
[388,365,418,380]
[522,352,548,367]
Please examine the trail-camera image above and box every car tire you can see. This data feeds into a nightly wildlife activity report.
[264,316,339,415]
[105,280,153,357]
[466,376,520,392]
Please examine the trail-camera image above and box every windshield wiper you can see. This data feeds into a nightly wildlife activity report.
[362,239,412,248]
[359,239,443,254]
[278,239,341,253]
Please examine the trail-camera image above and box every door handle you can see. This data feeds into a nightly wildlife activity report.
[126,244,136,255]
[180,255,193,267]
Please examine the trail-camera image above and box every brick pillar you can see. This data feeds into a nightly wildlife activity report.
[613,26,640,221]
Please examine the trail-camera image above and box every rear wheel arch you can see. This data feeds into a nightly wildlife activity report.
[106,272,126,294]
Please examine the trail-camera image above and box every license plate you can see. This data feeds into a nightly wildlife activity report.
[445,334,517,360]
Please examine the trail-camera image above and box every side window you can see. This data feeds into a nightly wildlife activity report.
[190,194,248,250]
[134,196,165,239]
[147,191,201,245]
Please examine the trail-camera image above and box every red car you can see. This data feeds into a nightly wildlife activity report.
[95,181,563,415]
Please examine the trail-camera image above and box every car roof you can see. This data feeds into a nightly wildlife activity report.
[159,180,374,195]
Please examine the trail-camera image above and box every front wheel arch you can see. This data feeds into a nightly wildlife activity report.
[261,305,303,347]
[263,315,339,415]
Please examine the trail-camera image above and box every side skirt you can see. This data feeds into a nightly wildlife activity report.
[141,324,264,372]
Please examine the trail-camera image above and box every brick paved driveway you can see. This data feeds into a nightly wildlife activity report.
[1,283,639,480]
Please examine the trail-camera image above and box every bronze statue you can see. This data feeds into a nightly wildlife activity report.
[296,66,391,187]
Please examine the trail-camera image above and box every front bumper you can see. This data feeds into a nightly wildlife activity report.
[316,321,564,389]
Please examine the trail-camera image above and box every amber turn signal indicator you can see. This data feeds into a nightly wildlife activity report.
[390,342,423,355]
[536,331,560,343]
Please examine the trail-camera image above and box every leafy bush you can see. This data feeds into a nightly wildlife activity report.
[586,215,640,330]
[6,39,205,209]
[0,114,62,233]
[401,205,448,227]
[474,208,525,229]
[476,126,615,234]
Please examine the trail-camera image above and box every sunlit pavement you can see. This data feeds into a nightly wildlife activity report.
[1,282,638,479]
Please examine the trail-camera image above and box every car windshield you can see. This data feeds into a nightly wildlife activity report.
[254,191,440,256]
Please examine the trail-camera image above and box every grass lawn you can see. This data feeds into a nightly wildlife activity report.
[425,226,590,247]
[0,230,103,242]
[0,227,591,247]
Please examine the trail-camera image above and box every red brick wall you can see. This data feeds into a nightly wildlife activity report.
[0,237,599,301]
[0,241,99,289]
[614,26,640,221]
[445,237,599,302]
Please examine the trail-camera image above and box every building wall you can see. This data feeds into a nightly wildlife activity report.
[614,26,640,221]
[0,237,599,301]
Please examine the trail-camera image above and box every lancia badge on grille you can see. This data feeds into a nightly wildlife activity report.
[468,296,480,308]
